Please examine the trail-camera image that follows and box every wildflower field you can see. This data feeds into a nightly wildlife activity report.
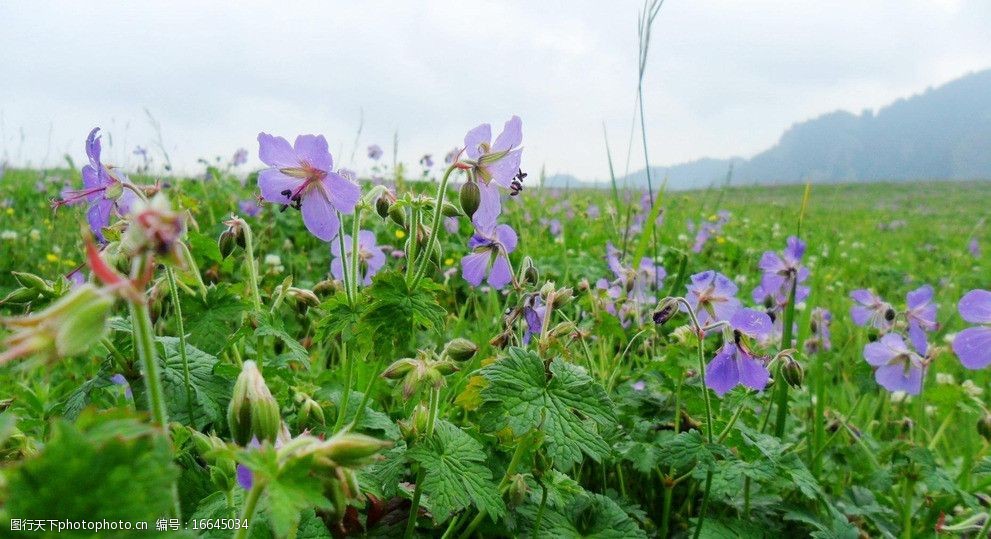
[1,121,990,539]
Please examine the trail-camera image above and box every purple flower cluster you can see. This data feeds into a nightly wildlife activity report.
[596,242,665,327]
[850,285,937,394]
[689,211,730,253]
[706,309,774,396]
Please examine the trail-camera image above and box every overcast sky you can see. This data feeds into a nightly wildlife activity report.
[2,1,989,180]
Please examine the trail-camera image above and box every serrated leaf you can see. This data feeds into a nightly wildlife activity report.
[181,284,246,355]
[134,337,232,430]
[256,318,310,365]
[519,492,646,538]
[316,291,366,343]
[362,271,446,355]
[478,348,617,470]
[407,420,506,523]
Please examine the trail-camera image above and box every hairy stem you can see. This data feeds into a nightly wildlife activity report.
[411,164,457,288]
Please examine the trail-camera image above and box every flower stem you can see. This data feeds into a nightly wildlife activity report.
[335,210,354,305]
[240,218,263,312]
[165,266,196,426]
[234,481,265,539]
[350,209,362,297]
[772,278,798,437]
[405,387,442,539]
[411,164,457,288]
[333,340,352,432]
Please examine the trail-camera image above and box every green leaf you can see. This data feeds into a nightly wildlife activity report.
[256,318,310,365]
[5,411,178,532]
[406,420,506,523]
[135,337,232,430]
[181,284,247,355]
[362,271,446,355]
[478,348,617,470]
[518,492,646,538]
[315,291,366,344]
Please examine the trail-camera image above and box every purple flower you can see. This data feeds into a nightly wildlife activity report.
[586,204,600,219]
[522,294,546,344]
[705,309,773,396]
[330,230,386,285]
[461,209,517,290]
[755,236,810,307]
[256,133,360,242]
[444,147,460,165]
[683,270,741,326]
[110,373,133,399]
[543,218,562,237]
[368,144,383,160]
[864,333,925,395]
[238,199,261,217]
[905,285,937,355]
[968,239,981,259]
[444,216,460,234]
[953,289,991,369]
[56,128,138,242]
[236,463,253,490]
[460,116,523,218]
[232,148,248,167]
[419,154,434,168]
[850,289,894,331]
[805,308,832,354]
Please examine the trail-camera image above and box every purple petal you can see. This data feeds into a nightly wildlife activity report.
[711,272,739,298]
[485,148,522,188]
[366,247,387,278]
[492,116,522,152]
[785,236,805,262]
[494,224,518,254]
[758,252,785,274]
[737,353,771,392]
[472,182,502,230]
[257,169,300,204]
[908,322,928,357]
[710,297,742,325]
[850,305,872,327]
[330,257,344,281]
[730,309,773,339]
[322,171,361,215]
[953,326,991,370]
[293,135,332,171]
[257,133,297,168]
[81,165,102,190]
[863,333,908,367]
[358,229,377,249]
[236,464,253,490]
[875,364,923,395]
[958,290,991,324]
[300,192,341,242]
[705,344,740,397]
[850,289,878,305]
[464,124,492,160]
[87,199,113,240]
[85,127,102,168]
[906,285,933,310]
[487,254,513,290]
[461,252,490,287]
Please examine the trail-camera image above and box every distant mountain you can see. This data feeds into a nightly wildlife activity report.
[549,69,991,189]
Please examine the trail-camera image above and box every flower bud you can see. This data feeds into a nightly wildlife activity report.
[506,474,528,507]
[1,284,113,364]
[287,287,320,307]
[551,287,574,308]
[296,396,326,431]
[12,272,54,295]
[441,202,462,218]
[518,257,539,287]
[549,321,576,339]
[122,192,185,264]
[0,287,40,306]
[388,204,407,228]
[376,195,392,219]
[320,432,392,467]
[652,297,680,326]
[433,359,460,375]
[978,415,991,442]
[442,338,478,362]
[381,357,417,380]
[459,181,481,219]
[227,361,281,446]
[781,357,805,388]
[210,464,235,492]
[399,403,432,442]
[218,229,237,259]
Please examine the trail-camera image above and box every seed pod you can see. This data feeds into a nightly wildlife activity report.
[376,196,391,219]
[12,272,54,295]
[459,181,481,219]
[227,361,281,446]
[381,357,417,380]
[443,338,478,362]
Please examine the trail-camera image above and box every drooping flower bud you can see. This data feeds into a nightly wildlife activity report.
[122,193,185,264]
[227,361,281,446]
[652,297,680,326]
[388,203,407,228]
[781,357,805,388]
[319,432,392,467]
[0,287,40,307]
[441,202,462,218]
[296,394,326,431]
[218,229,237,259]
[978,415,991,442]
[12,272,54,296]
[459,181,481,219]
[518,256,539,287]
[381,357,418,380]
[507,474,528,506]
[0,284,114,365]
[442,338,478,362]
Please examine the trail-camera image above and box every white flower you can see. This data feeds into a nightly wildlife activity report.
[29,229,41,241]
[0,230,17,241]
[264,254,282,267]
[935,373,955,385]
[963,380,983,397]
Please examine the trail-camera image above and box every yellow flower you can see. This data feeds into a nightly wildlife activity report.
[395,229,406,239]
[46,253,59,263]
[716,236,726,244]
[5,208,13,216]
[708,214,718,222]
[444,258,454,266]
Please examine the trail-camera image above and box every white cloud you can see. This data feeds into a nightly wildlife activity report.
[0,0,988,180]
